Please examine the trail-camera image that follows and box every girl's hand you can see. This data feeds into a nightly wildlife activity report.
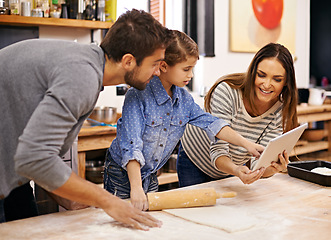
[244,141,264,158]
[235,165,265,184]
[130,187,149,211]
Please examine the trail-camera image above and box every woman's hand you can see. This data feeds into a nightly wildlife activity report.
[235,165,265,184]
[130,187,149,211]
[263,150,289,177]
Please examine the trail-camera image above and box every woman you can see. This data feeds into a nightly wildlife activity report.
[177,43,298,187]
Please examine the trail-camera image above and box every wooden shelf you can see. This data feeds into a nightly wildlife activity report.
[293,104,331,158]
[0,15,113,29]
[290,141,329,156]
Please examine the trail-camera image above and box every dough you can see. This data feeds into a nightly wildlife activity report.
[163,205,259,233]
[311,167,331,176]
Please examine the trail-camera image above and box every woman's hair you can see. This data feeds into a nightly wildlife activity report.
[100,9,174,66]
[205,43,298,132]
[163,30,199,66]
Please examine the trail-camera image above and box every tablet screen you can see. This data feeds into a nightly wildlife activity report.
[252,123,308,171]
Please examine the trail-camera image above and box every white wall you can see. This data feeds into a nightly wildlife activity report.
[40,0,311,111]
[193,0,310,97]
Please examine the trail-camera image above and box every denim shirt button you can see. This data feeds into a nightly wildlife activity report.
[155,159,159,162]
[159,144,163,147]
[179,120,182,124]
[163,128,167,131]
[166,112,170,116]
[152,121,155,125]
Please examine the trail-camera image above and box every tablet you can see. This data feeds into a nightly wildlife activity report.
[252,123,308,171]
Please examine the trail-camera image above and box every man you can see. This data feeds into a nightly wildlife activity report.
[0,9,173,230]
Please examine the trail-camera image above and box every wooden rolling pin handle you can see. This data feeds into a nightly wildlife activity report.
[219,191,237,198]
[216,192,222,199]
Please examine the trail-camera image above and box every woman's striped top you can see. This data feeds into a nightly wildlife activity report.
[180,81,283,179]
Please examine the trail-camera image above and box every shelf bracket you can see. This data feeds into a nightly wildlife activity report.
[90,29,94,43]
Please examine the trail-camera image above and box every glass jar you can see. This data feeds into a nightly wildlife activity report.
[9,0,19,15]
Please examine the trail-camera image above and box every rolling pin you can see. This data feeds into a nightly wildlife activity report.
[147,188,236,211]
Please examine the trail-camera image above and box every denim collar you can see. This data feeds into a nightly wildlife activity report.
[149,76,180,106]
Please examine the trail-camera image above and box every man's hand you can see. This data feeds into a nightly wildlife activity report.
[52,172,162,231]
[103,195,161,231]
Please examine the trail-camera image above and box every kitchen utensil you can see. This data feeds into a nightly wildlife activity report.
[147,188,236,211]
[50,10,61,18]
[87,118,116,127]
[89,106,117,124]
[301,128,327,142]
[85,166,104,184]
[21,2,31,16]
[308,88,326,106]
[287,160,331,186]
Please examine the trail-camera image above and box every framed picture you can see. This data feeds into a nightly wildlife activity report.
[229,0,296,53]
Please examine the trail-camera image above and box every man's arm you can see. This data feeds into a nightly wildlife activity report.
[52,172,161,230]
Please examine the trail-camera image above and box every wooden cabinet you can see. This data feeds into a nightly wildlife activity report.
[77,125,178,185]
[290,104,331,157]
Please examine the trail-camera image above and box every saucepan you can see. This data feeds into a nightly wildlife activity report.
[89,106,117,124]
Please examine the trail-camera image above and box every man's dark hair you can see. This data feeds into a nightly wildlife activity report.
[100,9,174,66]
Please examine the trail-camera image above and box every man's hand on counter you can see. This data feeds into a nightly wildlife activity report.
[52,172,162,230]
[103,196,162,231]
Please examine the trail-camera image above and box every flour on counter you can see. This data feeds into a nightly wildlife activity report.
[163,205,260,233]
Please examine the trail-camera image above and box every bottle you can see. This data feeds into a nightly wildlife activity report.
[97,0,105,21]
[50,0,58,11]
[77,0,84,19]
[41,0,49,17]
[84,0,96,20]
[104,0,116,22]
[67,0,77,19]
[60,2,67,18]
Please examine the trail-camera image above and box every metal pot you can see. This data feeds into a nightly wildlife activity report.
[85,166,104,184]
[89,106,117,124]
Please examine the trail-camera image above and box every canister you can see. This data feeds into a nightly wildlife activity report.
[31,8,43,17]
[21,2,31,16]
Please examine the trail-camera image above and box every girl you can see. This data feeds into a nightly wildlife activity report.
[177,43,299,187]
[103,30,264,211]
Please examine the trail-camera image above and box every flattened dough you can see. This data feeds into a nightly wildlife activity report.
[164,205,259,233]
[311,167,331,176]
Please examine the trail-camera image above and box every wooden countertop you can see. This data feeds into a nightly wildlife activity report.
[297,104,331,115]
[78,125,116,137]
[0,174,330,240]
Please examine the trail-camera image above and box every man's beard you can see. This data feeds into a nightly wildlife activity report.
[124,67,150,90]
